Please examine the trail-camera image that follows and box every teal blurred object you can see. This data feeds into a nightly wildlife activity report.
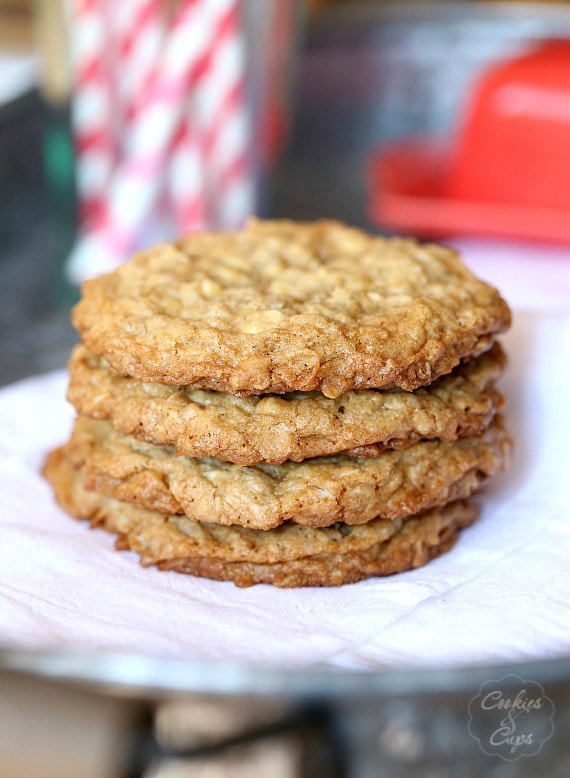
[44,106,75,228]
[42,101,79,306]
[0,88,78,387]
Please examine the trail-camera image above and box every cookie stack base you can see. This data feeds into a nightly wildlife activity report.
[43,447,478,588]
[159,507,477,588]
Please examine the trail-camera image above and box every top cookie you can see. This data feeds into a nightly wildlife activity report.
[72,219,511,398]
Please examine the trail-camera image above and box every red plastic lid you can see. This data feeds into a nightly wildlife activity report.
[368,137,570,243]
[369,40,570,243]
[449,40,570,211]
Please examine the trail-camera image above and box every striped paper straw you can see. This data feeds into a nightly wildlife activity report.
[69,0,116,231]
[68,0,255,284]
[110,0,163,139]
[168,108,209,234]
[195,0,254,228]
[68,0,208,281]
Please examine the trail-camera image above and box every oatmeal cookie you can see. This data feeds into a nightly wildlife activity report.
[72,219,510,397]
[42,446,478,587]
[67,343,505,465]
[64,415,512,529]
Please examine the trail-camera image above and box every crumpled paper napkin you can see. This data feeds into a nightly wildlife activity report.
[0,241,569,669]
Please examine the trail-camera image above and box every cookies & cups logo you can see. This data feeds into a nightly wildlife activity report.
[468,675,555,760]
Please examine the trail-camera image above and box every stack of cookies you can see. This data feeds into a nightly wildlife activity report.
[43,219,513,587]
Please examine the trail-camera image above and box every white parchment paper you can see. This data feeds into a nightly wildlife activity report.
[1,241,569,669]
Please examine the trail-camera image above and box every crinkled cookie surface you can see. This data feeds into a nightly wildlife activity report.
[72,219,511,398]
[63,415,512,530]
[67,343,506,464]
[42,447,478,588]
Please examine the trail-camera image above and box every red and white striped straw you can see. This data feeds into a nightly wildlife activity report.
[194,0,254,228]
[68,0,255,283]
[69,0,204,280]
[109,0,163,142]
[168,108,208,234]
[69,0,117,232]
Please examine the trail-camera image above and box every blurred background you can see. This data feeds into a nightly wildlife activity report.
[3,0,570,388]
[3,0,570,387]
[2,1,570,775]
